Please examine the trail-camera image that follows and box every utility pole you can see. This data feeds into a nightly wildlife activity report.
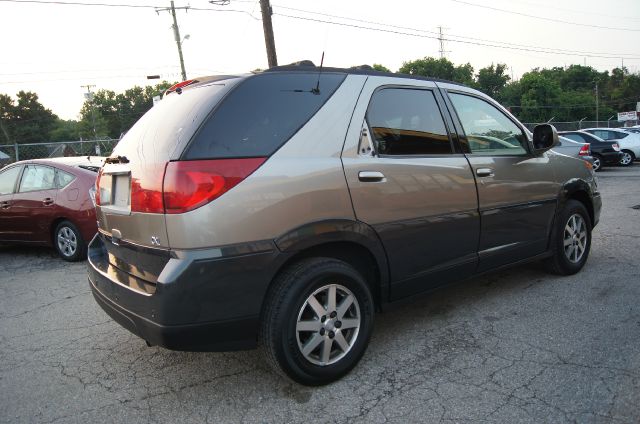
[156,1,190,81]
[81,84,97,140]
[259,0,278,67]
[595,80,599,123]
[437,26,450,59]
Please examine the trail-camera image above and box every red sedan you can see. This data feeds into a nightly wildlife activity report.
[0,157,103,261]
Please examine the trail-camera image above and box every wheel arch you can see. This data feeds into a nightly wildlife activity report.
[265,220,390,314]
[560,179,595,226]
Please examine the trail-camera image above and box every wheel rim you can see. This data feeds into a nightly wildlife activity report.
[563,214,587,263]
[620,152,632,166]
[57,226,77,257]
[296,283,361,366]
[592,157,600,171]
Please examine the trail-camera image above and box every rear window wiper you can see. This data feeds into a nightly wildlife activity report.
[104,155,130,164]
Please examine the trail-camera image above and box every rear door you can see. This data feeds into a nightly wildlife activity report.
[11,164,59,242]
[342,78,479,300]
[0,165,23,241]
[443,88,560,271]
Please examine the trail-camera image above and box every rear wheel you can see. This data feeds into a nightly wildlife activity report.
[619,150,635,167]
[54,220,86,262]
[261,258,374,386]
[591,154,602,172]
[544,200,592,275]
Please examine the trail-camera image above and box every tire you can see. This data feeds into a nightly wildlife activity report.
[261,257,374,386]
[619,150,635,167]
[544,200,592,275]
[53,220,86,262]
[591,154,602,172]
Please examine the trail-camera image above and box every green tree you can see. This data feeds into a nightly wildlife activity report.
[516,72,562,123]
[78,81,174,139]
[49,119,80,142]
[0,91,58,144]
[372,63,391,72]
[476,63,510,98]
[399,57,474,85]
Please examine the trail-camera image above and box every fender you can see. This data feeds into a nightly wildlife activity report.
[274,219,391,295]
[549,178,598,251]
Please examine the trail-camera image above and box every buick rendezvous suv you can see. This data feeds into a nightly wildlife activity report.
[88,64,601,385]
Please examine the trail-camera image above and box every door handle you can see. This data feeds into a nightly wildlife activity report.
[0,201,10,209]
[42,198,54,206]
[476,168,494,177]
[358,171,386,182]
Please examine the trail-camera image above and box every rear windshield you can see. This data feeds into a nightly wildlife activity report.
[111,79,239,164]
[183,72,347,159]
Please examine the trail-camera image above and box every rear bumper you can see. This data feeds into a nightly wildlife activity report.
[87,233,286,351]
[592,192,602,227]
[600,151,623,165]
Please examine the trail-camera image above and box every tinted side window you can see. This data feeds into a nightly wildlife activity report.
[366,88,452,155]
[19,165,56,192]
[185,73,346,159]
[449,93,528,155]
[592,130,609,140]
[563,133,586,143]
[57,170,76,188]
[0,166,22,195]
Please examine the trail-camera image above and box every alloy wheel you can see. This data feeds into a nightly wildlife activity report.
[57,226,78,258]
[563,213,587,263]
[296,283,361,366]
[592,156,601,171]
[620,152,633,166]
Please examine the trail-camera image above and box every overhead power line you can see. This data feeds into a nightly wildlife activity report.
[273,12,640,60]
[272,4,640,59]
[447,0,640,32]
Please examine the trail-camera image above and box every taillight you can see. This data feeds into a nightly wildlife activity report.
[612,143,620,151]
[131,177,165,213]
[579,144,590,156]
[163,158,266,214]
[95,169,102,206]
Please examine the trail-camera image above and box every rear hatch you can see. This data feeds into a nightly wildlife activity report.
[94,71,347,285]
[95,77,243,284]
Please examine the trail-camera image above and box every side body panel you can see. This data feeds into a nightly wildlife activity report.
[341,77,480,300]
[164,75,369,249]
[439,83,560,271]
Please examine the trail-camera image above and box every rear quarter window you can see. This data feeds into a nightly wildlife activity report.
[184,72,346,159]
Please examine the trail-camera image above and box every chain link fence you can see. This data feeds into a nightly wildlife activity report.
[522,120,637,132]
[0,139,119,166]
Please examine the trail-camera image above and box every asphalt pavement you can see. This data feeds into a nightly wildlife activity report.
[1,165,639,423]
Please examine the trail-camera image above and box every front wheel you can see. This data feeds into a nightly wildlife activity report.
[591,154,602,172]
[54,220,86,262]
[619,150,635,167]
[261,258,374,386]
[544,200,592,275]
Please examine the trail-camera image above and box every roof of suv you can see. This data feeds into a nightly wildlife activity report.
[174,63,465,95]
[263,63,464,86]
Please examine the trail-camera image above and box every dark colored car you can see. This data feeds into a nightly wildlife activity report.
[0,157,103,261]
[559,131,622,171]
[88,66,600,385]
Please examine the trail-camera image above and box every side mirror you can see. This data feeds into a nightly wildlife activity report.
[532,124,559,152]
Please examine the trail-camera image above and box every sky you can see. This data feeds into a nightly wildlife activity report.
[1,0,639,120]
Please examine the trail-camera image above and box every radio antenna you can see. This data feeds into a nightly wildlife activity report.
[312,51,325,95]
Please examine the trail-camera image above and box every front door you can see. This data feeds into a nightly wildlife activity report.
[342,80,479,300]
[445,90,560,271]
[0,165,23,241]
[11,164,59,243]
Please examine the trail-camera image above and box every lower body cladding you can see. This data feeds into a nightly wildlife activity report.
[87,233,285,351]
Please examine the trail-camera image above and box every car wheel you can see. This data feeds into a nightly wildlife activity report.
[54,220,86,262]
[591,154,602,172]
[261,257,374,386]
[619,150,634,167]
[544,200,592,275]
